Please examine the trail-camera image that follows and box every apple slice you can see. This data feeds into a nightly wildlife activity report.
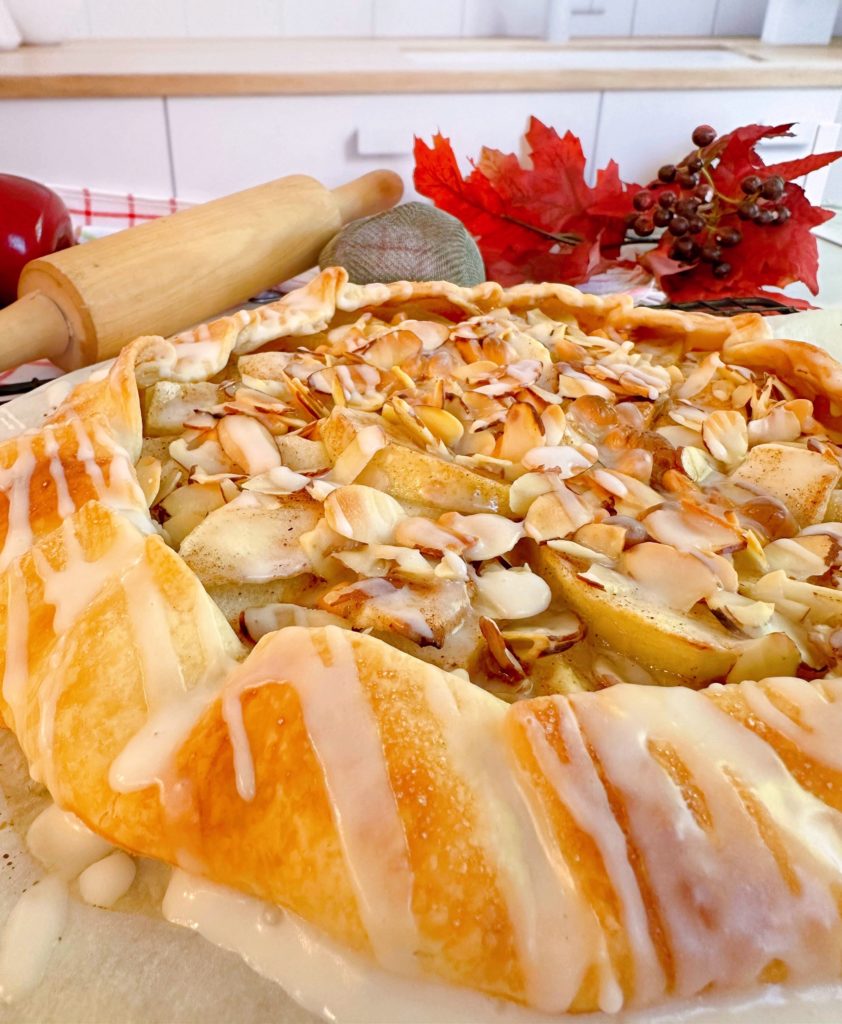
[535,545,741,685]
[322,406,511,515]
[730,443,840,527]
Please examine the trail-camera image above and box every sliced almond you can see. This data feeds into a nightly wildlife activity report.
[217,415,282,476]
[509,472,557,516]
[135,455,161,507]
[574,522,626,560]
[495,403,544,463]
[415,406,464,448]
[643,503,743,553]
[475,567,552,620]
[522,443,597,477]
[330,424,388,485]
[524,486,593,542]
[702,409,748,467]
[438,512,525,560]
[747,407,802,447]
[394,516,465,554]
[324,484,405,545]
[620,542,719,613]
[242,466,310,496]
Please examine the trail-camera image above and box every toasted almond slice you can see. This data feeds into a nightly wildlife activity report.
[763,537,829,580]
[169,436,235,477]
[415,406,464,447]
[707,591,775,633]
[400,320,450,351]
[217,414,282,476]
[643,503,743,553]
[331,424,388,485]
[702,409,748,467]
[324,484,405,544]
[362,329,423,370]
[620,542,719,613]
[522,443,597,477]
[510,472,557,516]
[135,455,161,507]
[500,610,585,662]
[574,522,626,560]
[681,446,716,483]
[438,512,525,560]
[540,405,567,446]
[394,516,466,554]
[725,633,801,684]
[495,403,544,463]
[747,407,802,447]
[524,486,593,542]
[242,466,310,495]
[475,566,552,620]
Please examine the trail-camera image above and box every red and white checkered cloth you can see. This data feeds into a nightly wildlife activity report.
[0,187,190,398]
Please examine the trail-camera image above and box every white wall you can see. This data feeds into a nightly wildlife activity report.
[59,0,777,40]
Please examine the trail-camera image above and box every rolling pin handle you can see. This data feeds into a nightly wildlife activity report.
[332,170,404,226]
[0,291,72,373]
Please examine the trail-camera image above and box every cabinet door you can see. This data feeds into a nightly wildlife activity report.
[594,89,842,199]
[167,92,601,202]
[0,98,172,195]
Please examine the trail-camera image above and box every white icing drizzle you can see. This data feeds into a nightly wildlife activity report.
[162,870,842,1024]
[26,804,112,880]
[70,415,107,496]
[42,428,75,519]
[569,683,842,998]
[740,676,842,773]
[78,851,136,908]
[220,626,420,974]
[108,683,218,793]
[1,561,30,734]
[32,517,144,635]
[0,875,68,1004]
[518,705,664,1008]
[0,436,35,572]
[421,669,608,1013]
[122,558,186,712]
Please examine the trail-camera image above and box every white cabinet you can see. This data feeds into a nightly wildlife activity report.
[594,89,842,198]
[0,98,172,195]
[167,92,602,202]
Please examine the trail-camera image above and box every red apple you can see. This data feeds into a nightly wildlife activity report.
[0,174,74,307]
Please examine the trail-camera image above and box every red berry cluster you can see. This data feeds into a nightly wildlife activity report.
[626,124,791,280]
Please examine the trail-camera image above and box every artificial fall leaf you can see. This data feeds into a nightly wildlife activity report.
[642,123,842,301]
[413,118,640,286]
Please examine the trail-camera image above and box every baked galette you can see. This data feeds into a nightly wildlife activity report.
[4,267,842,1015]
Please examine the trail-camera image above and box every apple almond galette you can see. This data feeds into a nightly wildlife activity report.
[4,267,842,1015]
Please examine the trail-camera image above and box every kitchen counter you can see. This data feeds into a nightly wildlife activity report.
[1,36,841,97]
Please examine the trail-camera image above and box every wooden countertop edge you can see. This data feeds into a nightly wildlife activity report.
[1,66,841,97]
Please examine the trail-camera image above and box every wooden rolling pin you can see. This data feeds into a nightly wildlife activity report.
[0,169,403,372]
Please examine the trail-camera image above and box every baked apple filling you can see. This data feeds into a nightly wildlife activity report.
[138,287,842,699]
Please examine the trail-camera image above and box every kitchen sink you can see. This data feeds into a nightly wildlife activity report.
[403,47,759,71]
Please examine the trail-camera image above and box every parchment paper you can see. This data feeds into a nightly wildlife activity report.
[1,308,841,1024]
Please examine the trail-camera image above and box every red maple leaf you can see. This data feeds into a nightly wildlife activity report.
[413,118,639,286]
[642,124,841,302]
